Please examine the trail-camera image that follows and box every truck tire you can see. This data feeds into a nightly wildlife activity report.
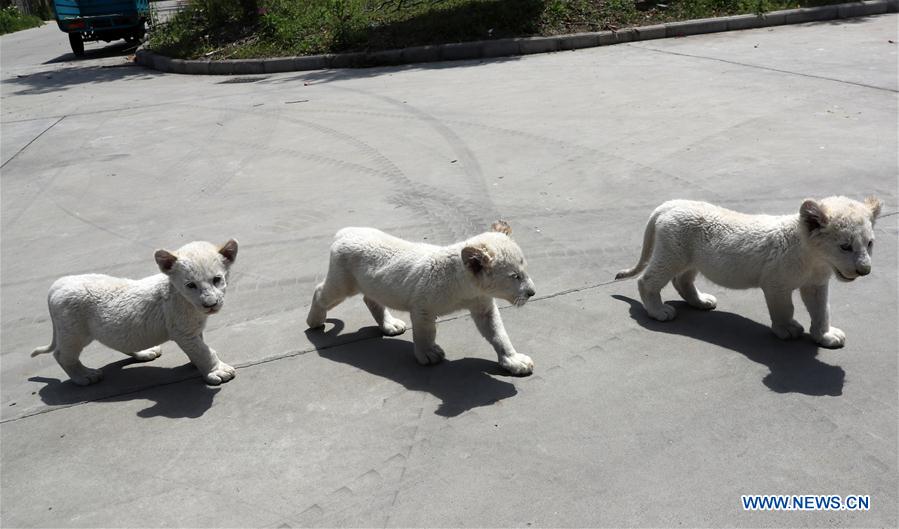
[69,32,85,56]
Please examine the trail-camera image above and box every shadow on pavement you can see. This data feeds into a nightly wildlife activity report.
[271,55,522,86]
[44,40,139,64]
[612,295,845,396]
[29,358,221,419]
[306,319,518,417]
[7,48,159,96]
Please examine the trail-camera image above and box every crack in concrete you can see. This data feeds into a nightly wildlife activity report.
[1,115,65,169]
[628,43,899,93]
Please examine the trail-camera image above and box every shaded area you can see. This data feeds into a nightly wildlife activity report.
[306,319,518,417]
[4,62,160,95]
[265,55,520,86]
[343,0,546,53]
[613,295,845,396]
[29,358,221,419]
[43,40,140,64]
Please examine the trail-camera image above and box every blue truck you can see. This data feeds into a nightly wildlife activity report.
[53,0,149,56]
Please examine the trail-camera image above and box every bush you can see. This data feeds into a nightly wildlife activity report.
[666,0,775,18]
[149,0,258,58]
[259,0,367,55]
[147,0,850,60]
[0,5,43,35]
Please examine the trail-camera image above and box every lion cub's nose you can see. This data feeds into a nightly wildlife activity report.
[526,288,536,298]
[856,265,871,276]
[202,301,218,308]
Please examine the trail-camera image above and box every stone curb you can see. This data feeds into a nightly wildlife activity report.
[135,0,898,75]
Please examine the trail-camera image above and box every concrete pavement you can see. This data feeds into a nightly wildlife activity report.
[2,16,898,527]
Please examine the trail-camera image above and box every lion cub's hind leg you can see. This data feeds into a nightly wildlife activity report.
[363,296,407,336]
[43,310,102,385]
[672,269,717,310]
[306,266,358,329]
[54,341,103,386]
[637,255,682,322]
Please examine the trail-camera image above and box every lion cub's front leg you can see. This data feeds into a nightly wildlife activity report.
[800,283,845,348]
[410,311,445,365]
[173,334,236,385]
[762,287,804,340]
[471,300,534,376]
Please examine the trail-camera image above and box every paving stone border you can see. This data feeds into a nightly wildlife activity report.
[135,0,898,75]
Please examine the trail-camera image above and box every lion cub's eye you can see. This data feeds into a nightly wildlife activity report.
[212,275,224,286]
[510,272,521,280]
[185,282,198,290]
[839,243,852,252]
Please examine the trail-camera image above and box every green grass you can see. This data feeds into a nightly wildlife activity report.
[148,0,851,60]
[0,5,43,35]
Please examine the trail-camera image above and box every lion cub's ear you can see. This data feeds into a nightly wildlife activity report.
[800,199,828,232]
[155,249,178,274]
[461,245,493,274]
[219,239,239,264]
[491,220,512,236]
[864,196,882,221]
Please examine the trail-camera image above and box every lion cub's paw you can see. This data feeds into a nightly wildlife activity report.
[306,317,326,330]
[380,318,407,336]
[772,320,804,340]
[204,362,236,385]
[133,346,162,362]
[692,293,717,310]
[814,327,846,349]
[71,366,104,386]
[414,344,445,365]
[306,307,327,330]
[646,303,677,322]
[500,353,534,376]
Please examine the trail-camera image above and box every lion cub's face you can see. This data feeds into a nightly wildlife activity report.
[155,239,238,314]
[801,196,881,282]
[462,222,536,306]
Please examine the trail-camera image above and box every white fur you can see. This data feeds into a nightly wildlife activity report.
[306,221,538,374]
[616,196,882,348]
[31,240,240,385]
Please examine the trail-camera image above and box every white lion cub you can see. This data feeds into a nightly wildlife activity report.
[32,239,240,386]
[616,196,882,348]
[306,221,538,375]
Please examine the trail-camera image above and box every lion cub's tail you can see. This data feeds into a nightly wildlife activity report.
[31,324,56,357]
[615,208,661,280]
[31,345,53,357]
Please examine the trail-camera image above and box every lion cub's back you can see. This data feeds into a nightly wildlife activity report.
[331,227,437,264]
[48,274,162,317]
[656,200,786,236]
[657,199,751,225]
[49,274,131,304]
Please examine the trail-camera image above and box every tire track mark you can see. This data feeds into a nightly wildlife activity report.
[289,403,427,528]
[323,85,497,218]
[52,200,153,250]
[282,104,722,199]
[182,102,495,241]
